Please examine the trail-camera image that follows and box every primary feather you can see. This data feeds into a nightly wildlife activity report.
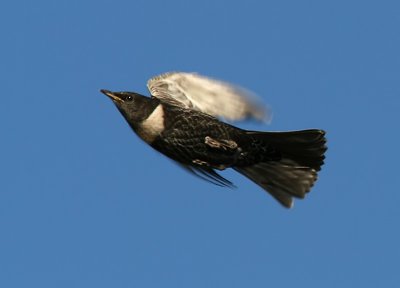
[147,72,269,122]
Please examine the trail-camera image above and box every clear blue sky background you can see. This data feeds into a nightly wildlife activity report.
[1,0,399,287]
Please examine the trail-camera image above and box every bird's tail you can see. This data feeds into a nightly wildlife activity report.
[234,129,327,208]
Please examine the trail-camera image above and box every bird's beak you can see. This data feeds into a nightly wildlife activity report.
[100,89,123,103]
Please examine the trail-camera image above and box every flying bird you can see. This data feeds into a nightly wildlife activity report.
[101,72,327,208]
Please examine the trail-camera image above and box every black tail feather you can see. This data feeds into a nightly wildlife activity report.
[235,129,327,208]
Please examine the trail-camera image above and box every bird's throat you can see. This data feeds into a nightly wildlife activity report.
[135,104,165,144]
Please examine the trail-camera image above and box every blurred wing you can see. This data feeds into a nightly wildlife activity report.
[147,72,270,122]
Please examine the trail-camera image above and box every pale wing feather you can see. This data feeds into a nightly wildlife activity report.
[147,72,270,122]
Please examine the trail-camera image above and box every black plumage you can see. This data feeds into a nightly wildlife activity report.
[101,72,327,208]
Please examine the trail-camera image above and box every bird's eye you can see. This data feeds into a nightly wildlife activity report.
[126,95,133,101]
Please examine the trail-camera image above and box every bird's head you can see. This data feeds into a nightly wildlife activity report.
[101,89,140,105]
[100,89,158,125]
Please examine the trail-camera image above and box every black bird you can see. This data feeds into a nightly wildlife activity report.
[101,72,327,208]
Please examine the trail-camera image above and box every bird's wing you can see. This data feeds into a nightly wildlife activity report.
[177,163,236,188]
[147,72,270,122]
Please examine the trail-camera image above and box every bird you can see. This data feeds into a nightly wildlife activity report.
[101,72,327,208]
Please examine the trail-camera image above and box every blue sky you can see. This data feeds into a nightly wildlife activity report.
[1,0,399,287]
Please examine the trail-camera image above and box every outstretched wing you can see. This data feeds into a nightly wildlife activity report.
[147,72,270,122]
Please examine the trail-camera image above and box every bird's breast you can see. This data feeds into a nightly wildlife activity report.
[136,104,165,143]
